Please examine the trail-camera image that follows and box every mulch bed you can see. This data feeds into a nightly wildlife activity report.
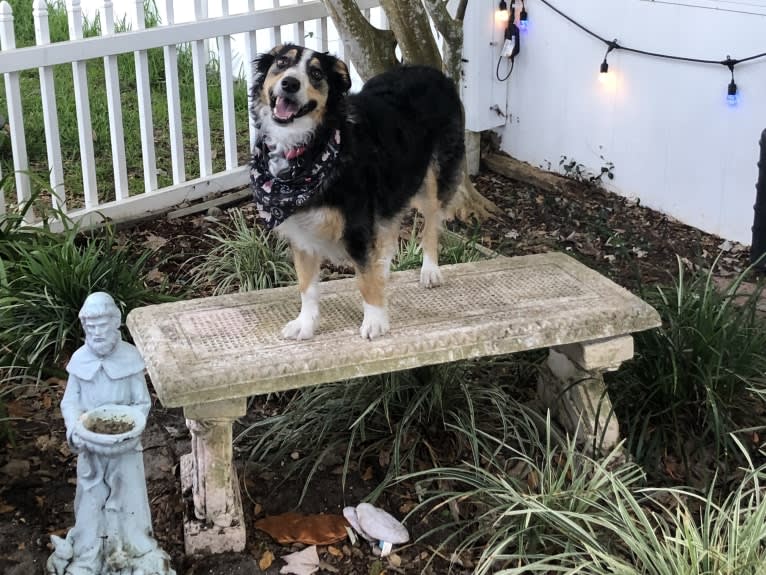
[0,163,755,575]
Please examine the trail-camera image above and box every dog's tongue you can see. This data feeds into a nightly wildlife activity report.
[274,97,299,120]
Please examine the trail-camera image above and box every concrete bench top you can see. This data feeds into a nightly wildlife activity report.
[126,252,661,408]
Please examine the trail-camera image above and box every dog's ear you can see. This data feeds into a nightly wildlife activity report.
[253,45,283,87]
[329,57,352,94]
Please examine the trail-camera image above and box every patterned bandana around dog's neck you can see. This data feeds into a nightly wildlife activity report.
[250,129,342,229]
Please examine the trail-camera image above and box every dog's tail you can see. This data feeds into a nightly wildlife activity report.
[433,76,466,208]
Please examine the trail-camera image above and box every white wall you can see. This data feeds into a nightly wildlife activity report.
[489,0,766,245]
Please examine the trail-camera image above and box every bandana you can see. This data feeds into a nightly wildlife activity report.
[250,129,342,228]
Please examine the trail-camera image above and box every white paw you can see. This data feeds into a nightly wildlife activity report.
[359,303,389,340]
[282,314,318,340]
[419,264,443,288]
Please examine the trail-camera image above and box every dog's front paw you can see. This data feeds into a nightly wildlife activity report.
[282,314,318,340]
[359,303,389,340]
[419,264,443,288]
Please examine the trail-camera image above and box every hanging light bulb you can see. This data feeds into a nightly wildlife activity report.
[519,1,528,30]
[727,79,738,106]
[600,40,618,76]
[724,57,739,107]
[495,0,509,24]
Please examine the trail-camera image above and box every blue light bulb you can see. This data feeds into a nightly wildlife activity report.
[727,79,738,106]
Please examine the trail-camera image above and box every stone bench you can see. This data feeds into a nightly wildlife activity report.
[126,252,660,554]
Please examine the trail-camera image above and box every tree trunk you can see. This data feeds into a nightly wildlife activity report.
[319,0,499,221]
[321,0,397,80]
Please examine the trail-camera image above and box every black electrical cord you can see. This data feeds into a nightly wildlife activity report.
[536,0,766,70]
[497,54,515,81]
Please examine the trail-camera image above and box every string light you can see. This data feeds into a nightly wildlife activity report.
[725,57,738,106]
[519,1,528,30]
[495,0,509,23]
[600,41,618,75]
[536,0,766,107]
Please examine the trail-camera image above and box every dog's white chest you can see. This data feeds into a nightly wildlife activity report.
[276,209,349,264]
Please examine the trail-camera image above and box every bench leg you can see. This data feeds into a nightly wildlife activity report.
[537,336,633,454]
[182,398,247,554]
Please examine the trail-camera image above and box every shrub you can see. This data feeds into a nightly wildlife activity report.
[608,256,766,478]
[0,210,170,376]
[404,418,766,574]
[186,208,296,295]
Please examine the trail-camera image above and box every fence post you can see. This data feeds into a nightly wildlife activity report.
[0,0,31,211]
[163,0,185,185]
[33,0,66,213]
[133,0,158,193]
[244,0,257,150]
[219,0,237,170]
[193,0,212,177]
[67,0,98,209]
[751,129,766,269]
[101,0,129,201]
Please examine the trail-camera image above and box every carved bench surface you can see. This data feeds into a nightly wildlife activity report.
[127,253,660,407]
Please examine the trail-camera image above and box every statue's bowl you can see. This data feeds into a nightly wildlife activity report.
[75,404,146,455]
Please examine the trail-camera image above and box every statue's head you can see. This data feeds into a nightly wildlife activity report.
[79,292,122,358]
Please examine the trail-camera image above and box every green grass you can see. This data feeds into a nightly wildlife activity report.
[608,255,766,481]
[403,416,766,574]
[186,207,296,294]
[0,0,250,209]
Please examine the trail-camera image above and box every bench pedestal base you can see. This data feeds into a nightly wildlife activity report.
[180,454,246,554]
[538,336,633,453]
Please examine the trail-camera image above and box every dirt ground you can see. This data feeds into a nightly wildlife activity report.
[0,161,755,574]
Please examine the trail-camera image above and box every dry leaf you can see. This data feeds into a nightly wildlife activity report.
[361,466,374,481]
[142,233,168,250]
[255,513,349,545]
[387,553,402,568]
[1,459,30,478]
[254,503,263,516]
[145,268,166,284]
[326,545,343,558]
[259,550,275,571]
[0,502,15,513]
[280,545,319,575]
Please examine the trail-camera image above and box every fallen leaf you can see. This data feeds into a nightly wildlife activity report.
[142,233,168,250]
[0,502,15,513]
[254,503,263,516]
[327,545,343,558]
[387,553,402,568]
[255,513,349,545]
[1,459,30,478]
[361,466,374,481]
[259,550,275,571]
[368,559,385,575]
[280,545,319,575]
[145,268,166,284]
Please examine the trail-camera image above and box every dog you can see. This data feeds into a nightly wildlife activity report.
[250,44,465,340]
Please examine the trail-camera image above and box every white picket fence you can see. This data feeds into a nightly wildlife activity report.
[0,0,380,226]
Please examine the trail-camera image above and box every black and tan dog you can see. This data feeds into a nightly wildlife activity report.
[250,44,465,340]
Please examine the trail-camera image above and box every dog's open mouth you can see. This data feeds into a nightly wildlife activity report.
[271,96,317,124]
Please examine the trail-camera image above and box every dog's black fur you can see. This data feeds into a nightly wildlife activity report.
[251,45,465,339]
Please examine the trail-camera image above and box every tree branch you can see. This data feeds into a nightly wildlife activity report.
[379,0,443,69]
[321,0,398,80]
[420,0,463,81]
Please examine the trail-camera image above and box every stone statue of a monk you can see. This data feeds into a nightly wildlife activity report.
[48,292,174,575]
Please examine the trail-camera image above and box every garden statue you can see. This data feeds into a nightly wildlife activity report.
[48,292,175,575]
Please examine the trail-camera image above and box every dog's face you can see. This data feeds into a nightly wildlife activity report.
[252,44,351,141]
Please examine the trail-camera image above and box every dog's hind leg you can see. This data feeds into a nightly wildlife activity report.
[282,247,322,340]
[414,165,444,288]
